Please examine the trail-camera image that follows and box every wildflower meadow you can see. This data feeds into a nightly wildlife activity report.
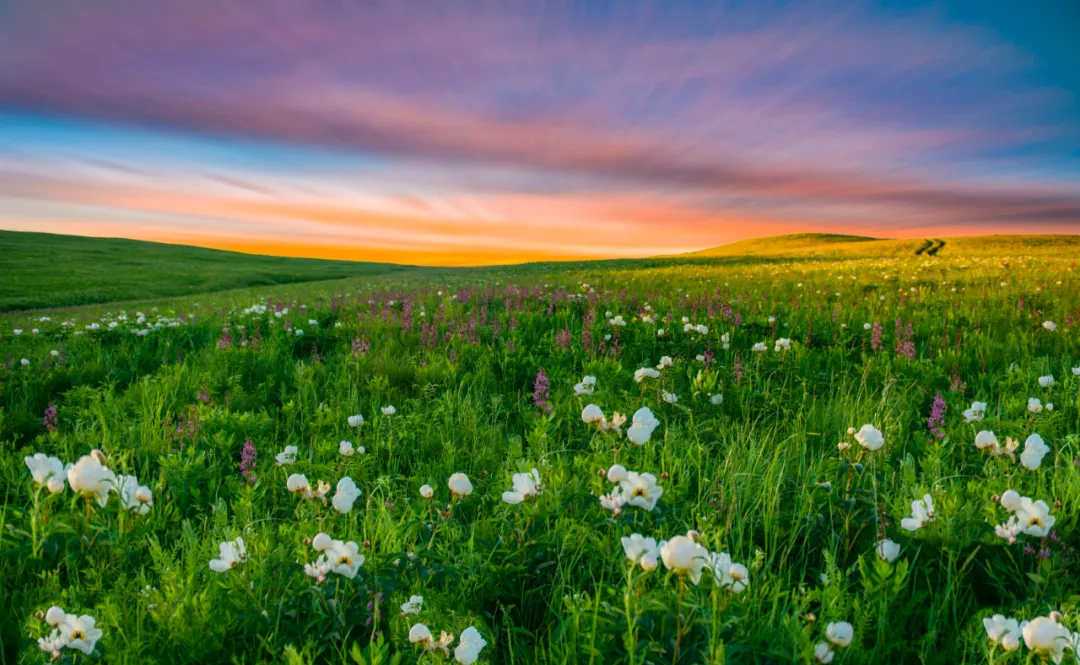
[2,242,1079,664]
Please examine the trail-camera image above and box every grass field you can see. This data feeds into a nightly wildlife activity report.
[0,231,417,312]
[1,233,1079,664]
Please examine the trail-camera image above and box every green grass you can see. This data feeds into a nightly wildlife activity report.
[0,231,419,312]
[684,232,1080,259]
[1,234,1079,664]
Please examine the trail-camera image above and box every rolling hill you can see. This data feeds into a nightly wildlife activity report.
[0,231,418,311]
[684,232,1080,259]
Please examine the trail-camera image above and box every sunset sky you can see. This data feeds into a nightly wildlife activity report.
[1,1,1078,265]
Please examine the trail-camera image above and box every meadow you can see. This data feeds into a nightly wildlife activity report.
[0,231,413,311]
[1,234,1079,664]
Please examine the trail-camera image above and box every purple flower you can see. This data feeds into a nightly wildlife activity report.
[894,319,915,361]
[554,328,572,351]
[870,321,884,352]
[43,403,58,433]
[216,326,233,350]
[239,438,258,485]
[927,392,946,440]
[533,370,552,415]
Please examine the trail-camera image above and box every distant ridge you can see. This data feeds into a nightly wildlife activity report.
[683,233,1080,258]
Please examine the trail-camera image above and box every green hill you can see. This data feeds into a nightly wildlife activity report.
[684,233,1080,258]
[0,231,417,311]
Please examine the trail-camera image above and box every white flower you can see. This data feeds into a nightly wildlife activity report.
[13,328,22,335]
[710,394,723,405]
[900,494,935,531]
[634,367,660,382]
[1022,616,1070,663]
[752,342,768,352]
[581,404,605,425]
[854,424,884,451]
[1028,397,1044,413]
[963,401,987,422]
[37,629,65,655]
[626,407,660,446]
[275,445,298,465]
[419,484,434,499]
[294,329,304,336]
[409,623,433,645]
[45,606,67,626]
[67,452,115,507]
[1042,321,1057,332]
[660,534,709,584]
[983,614,1022,649]
[60,614,103,655]
[721,332,731,349]
[621,533,660,571]
[502,468,542,504]
[455,626,488,665]
[209,537,248,572]
[20,358,29,367]
[339,440,355,456]
[1038,375,1055,388]
[656,355,674,370]
[381,405,397,416]
[876,539,901,562]
[774,338,792,351]
[305,536,363,580]
[1020,433,1049,471]
[662,391,678,404]
[1073,367,1080,376]
[710,551,749,593]
[448,472,473,498]
[606,464,628,483]
[332,476,361,514]
[1000,489,1023,512]
[619,472,663,511]
[974,430,998,451]
[115,474,153,515]
[814,642,835,663]
[25,453,69,493]
[348,414,364,427]
[826,621,854,648]
[574,376,596,395]
[657,328,666,337]
[287,473,310,493]
[598,488,628,515]
[400,595,424,615]
[1015,497,1055,537]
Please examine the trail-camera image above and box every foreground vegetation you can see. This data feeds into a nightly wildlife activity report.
[1,236,1079,664]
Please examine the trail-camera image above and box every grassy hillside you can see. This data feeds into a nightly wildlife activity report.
[0,231,417,311]
[685,232,1080,259]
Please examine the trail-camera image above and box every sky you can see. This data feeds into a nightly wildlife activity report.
[0,1,1078,265]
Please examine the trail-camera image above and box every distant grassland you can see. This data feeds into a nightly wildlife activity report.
[3,230,1079,314]
[682,232,1080,259]
[0,231,418,311]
